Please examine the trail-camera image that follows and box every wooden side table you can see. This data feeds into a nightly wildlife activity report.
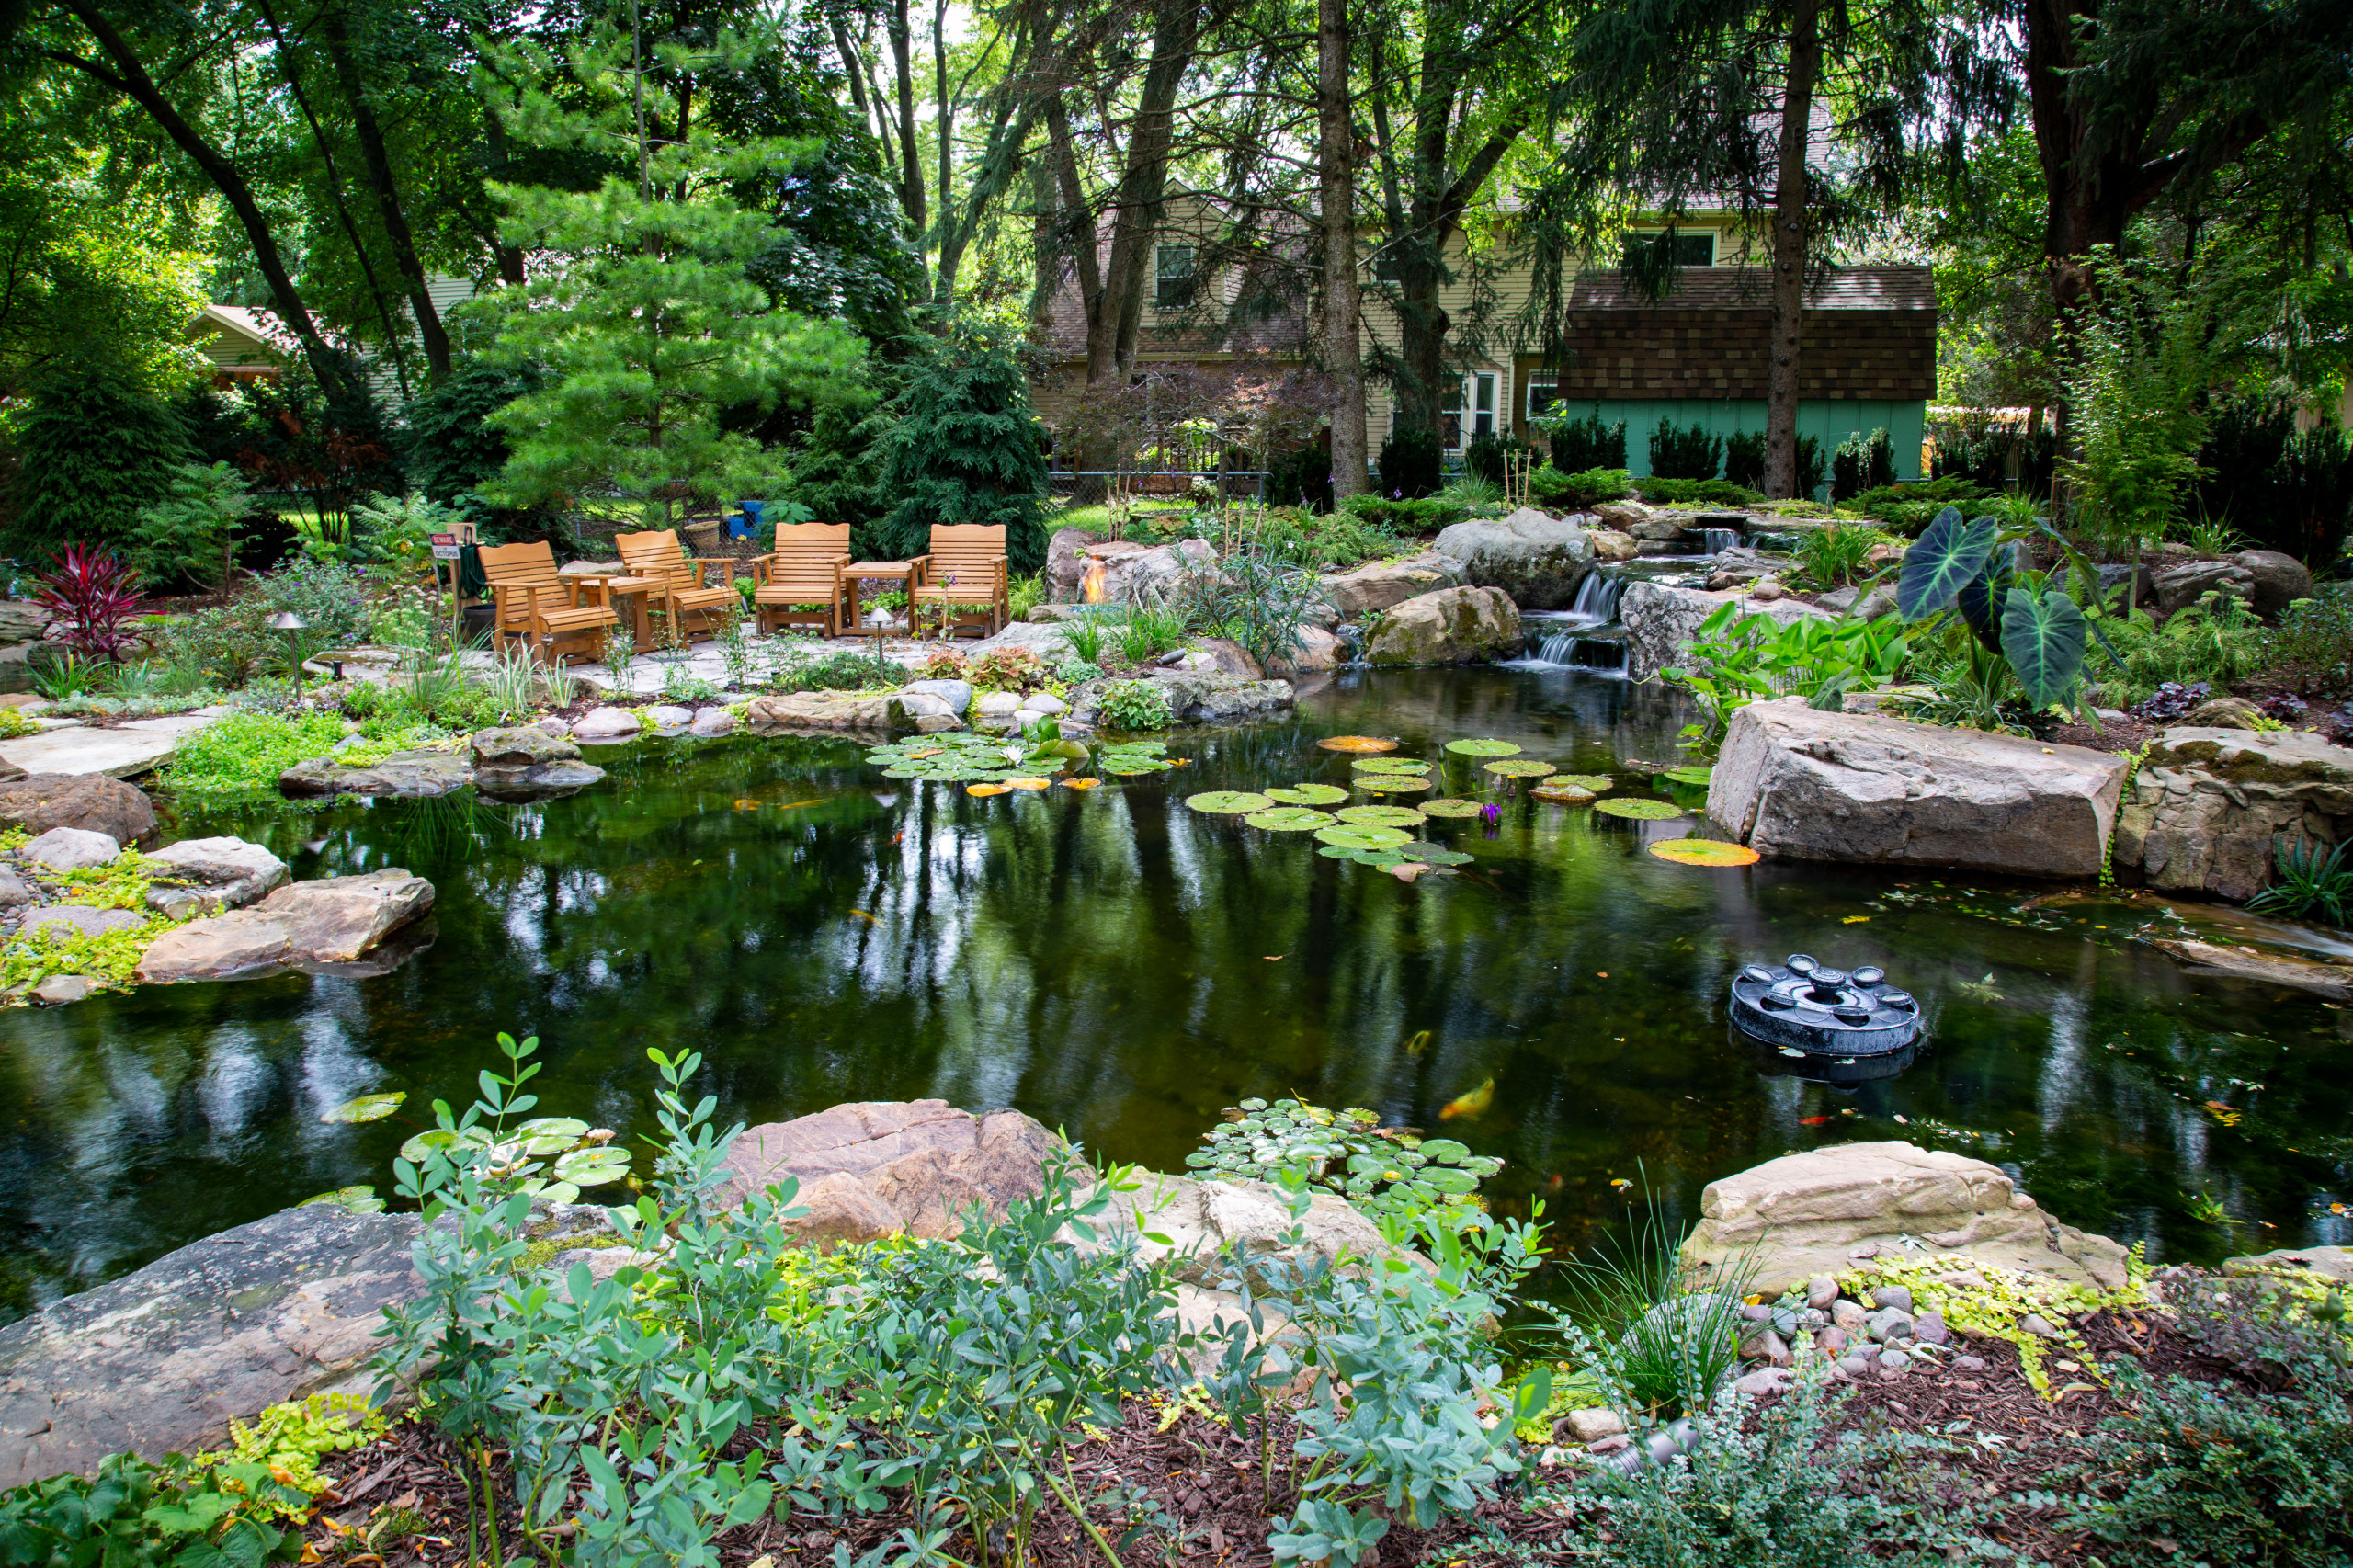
[569,574,662,653]
[839,560,926,633]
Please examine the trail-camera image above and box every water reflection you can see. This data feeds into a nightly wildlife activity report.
[1,668,2347,1322]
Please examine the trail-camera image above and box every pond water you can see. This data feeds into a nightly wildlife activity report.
[4,666,2348,1324]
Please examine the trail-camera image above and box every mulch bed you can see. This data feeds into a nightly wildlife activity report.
[301,1309,2251,1567]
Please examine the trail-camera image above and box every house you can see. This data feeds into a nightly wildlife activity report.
[187,276,478,404]
[1029,207,1935,485]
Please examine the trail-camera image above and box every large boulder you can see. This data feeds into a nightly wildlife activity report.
[2234,550,2314,619]
[1430,508,1596,609]
[1064,671,1294,728]
[469,725,605,800]
[278,749,473,798]
[2223,1245,2353,1286]
[0,774,155,844]
[1679,1142,2130,1298]
[2113,726,2353,903]
[2154,559,2255,615]
[716,1099,1057,1245]
[1319,552,1461,619]
[1045,526,1106,601]
[136,869,434,983]
[21,826,119,872]
[1267,625,1345,679]
[744,691,920,733]
[1361,585,1521,665]
[1708,699,2128,878]
[1620,581,1831,682]
[1049,537,1214,606]
[1090,1175,1405,1290]
[1167,638,1263,680]
[0,1203,426,1488]
[142,836,290,919]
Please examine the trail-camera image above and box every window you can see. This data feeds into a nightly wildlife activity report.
[1154,244,1196,310]
[1371,246,1405,282]
[1621,230,1715,269]
[1439,373,1498,452]
[1525,378,1562,423]
[1469,372,1496,440]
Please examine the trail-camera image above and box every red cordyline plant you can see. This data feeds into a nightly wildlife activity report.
[33,545,148,660]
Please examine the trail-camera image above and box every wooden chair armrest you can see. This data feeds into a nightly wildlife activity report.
[904,554,932,588]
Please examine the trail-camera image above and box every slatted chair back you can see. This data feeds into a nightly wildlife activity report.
[479,542,566,642]
[923,525,1007,590]
[754,523,852,635]
[614,529,696,590]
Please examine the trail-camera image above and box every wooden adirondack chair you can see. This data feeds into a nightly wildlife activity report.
[908,525,1011,638]
[750,523,852,636]
[614,528,739,644]
[479,541,620,667]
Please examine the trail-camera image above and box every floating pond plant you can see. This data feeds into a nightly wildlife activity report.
[1552,774,1613,792]
[1648,838,1762,867]
[320,1092,405,1124]
[1532,783,1597,804]
[1186,1096,1503,1232]
[1353,757,1432,774]
[1445,738,1522,757]
[1484,759,1556,779]
[1354,776,1434,794]
[1317,735,1398,753]
[1337,805,1426,827]
[1594,797,1687,820]
[1421,798,1484,818]
[1265,783,1348,805]
[1186,790,1274,814]
[1244,807,1333,832]
[1316,824,1413,849]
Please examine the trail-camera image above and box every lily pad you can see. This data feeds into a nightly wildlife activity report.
[1102,757,1173,775]
[1265,783,1348,805]
[1317,735,1400,753]
[1315,824,1413,849]
[1400,842,1474,866]
[1654,766,1715,786]
[1483,759,1557,778]
[1318,844,1411,867]
[1059,778,1101,790]
[1594,797,1687,820]
[1420,798,1484,818]
[1187,790,1276,814]
[1354,775,1434,794]
[966,782,1013,796]
[518,1115,591,1154]
[553,1146,633,1187]
[299,1187,386,1215]
[1336,805,1426,827]
[1648,837,1761,866]
[320,1091,405,1125]
[398,1126,490,1165]
[1532,784,1597,804]
[1245,807,1335,832]
[1006,777,1053,790]
[1105,740,1167,756]
[1554,774,1614,791]
[1352,757,1432,774]
[1445,738,1522,757]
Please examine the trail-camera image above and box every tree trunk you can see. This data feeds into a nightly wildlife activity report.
[1764,0,1821,500]
[1096,0,1204,380]
[887,0,926,238]
[481,99,528,283]
[322,7,451,379]
[1318,0,1366,499]
[56,0,361,407]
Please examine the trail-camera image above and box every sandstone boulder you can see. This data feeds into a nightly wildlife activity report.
[1708,699,2126,877]
[21,825,120,872]
[745,691,919,733]
[1090,1174,1405,1290]
[0,1203,426,1487]
[142,836,290,919]
[2154,559,2255,615]
[1431,508,1595,608]
[571,707,643,742]
[18,905,144,942]
[279,749,473,798]
[2149,937,2353,999]
[2113,727,2353,902]
[137,869,434,982]
[716,1099,1058,1244]
[1588,529,1641,563]
[645,705,694,731]
[1170,638,1263,680]
[1620,581,1831,681]
[688,707,736,737]
[1267,625,1345,679]
[904,678,974,715]
[2234,550,2314,619]
[1362,586,1521,665]
[2223,1244,2353,1285]
[1680,1141,2129,1297]
[468,726,607,799]
[1065,671,1293,729]
[1045,526,1106,601]
[1050,537,1213,606]
[471,725,578,769]
[0,774,155,844]
[1320,553,1461,619]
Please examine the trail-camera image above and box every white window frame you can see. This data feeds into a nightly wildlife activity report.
[1154,244,1196,310]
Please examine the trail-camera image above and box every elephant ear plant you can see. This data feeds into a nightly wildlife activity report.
[1895,506,2122,721]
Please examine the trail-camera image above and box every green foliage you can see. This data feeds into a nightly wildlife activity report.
[1267,442,1336,513]
[1255,507,1415,568]
[1896,506,2120,717]
[1056,616,1111,665]
[0,1452,310,1568]
[345,493,467,572]
[2194,399,2353,567]
[153,603,278,690]
[1843,476,1991,534]
[1181,519,1330,668]
[2061,253,2212,558]
[1530,465,1633,509]
[1186,1097,1503,1233]
[1117,604,1188,664]
[1097,679,1173,730]
[398,358,549,514]
[1007,570,1046,621]
[1829,426,1895,500]
[1788,522,1889,589]
[2247,835,2353,927]
[1052,657,1101,684]
[2267,585,2353,694]
[1647,419,1722,481]
[1665,606,1917,741]
[1724,431,1827,496]
[1335,493,1467,532]
[161,710,348,801]
[867,330,1050,574]
[2063,1358,2353,1567]
[1547,1184,1757,1423]
[130,463,253,593]
[1376,427,1444,499]
[1637,477,1768,507]
[253,560,376,647]
[767,647,904,694]
[1538,410,1628,472]
[8,374,193,551]
[2087,592,2268,707]
[1839,1249,2147,1396]
[190,1395,387,1506]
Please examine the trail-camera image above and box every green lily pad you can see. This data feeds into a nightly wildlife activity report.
[1352,757,1432,774]
[1187,790,1274,814]
[1315,824,1413,849]
[553,1146,633,1187]
[1401,845,1473,866]
[518,1115,591,1155]
[298,1187,386,1215]
[1484,759,1556,778]
[1554,774,1614,791]
[1594,797,1687,820]
[1318,844,1410,867]
[1354,775,1434,794]
[1532,783,1597,803]
[398,1126,490,1165]
[1420,798,1484,818]
[1445,738,1522,756]
[1104,758,1173,775]
[1654,765,1714,786]
[320,1092,405,1125]
[1245,807,1335,832]
[1105,740,1167,756]
[1337,805,1426,827]
[1265,783,1348,805]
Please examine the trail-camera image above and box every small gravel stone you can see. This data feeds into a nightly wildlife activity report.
[1831,1299,1868,1332]
[1740,1328,1791,1366]
[2020,1313,2058,1337]
[1587,1434,1631,1455]
[0,868,30,909]
[1733,1367,1790,1398]
[1741,1302,1772,1322]
[1914,1311,1950,1346]
[1836,1353,1877,1378]
[1871,1284,1915,1313]
[1867,1307,1916,1343]
[1807,1275,1840,1310]
[1814,1325,1849,1356]
[1878,1347,1913,1374]
[1563,1407,1625,1444]
[1953,1355,1987,1370]
[1797,1307,1828,1331]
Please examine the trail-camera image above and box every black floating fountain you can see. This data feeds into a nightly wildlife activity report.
[1729,954,1923,1057]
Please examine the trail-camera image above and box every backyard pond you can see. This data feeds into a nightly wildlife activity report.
[3,665,2349,1322]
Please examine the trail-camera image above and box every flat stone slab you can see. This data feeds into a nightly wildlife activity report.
[0,713,222,780]
[2223,1245,2353,1285]
[2148,937,2353,1000]
[0,1204,426,1488]
[716,1099,1054,1244]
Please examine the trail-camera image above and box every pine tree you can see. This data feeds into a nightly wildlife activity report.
[868,332,1051,574]
[471,22,868,529]
[8,373,194,551]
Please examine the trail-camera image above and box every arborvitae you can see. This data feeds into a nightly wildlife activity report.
[10,374,194,551]
[867,333,1050,574]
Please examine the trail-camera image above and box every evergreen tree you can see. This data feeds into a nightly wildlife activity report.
[868,332,1050,574]
[8,373,194,551]
[471,22,869,529]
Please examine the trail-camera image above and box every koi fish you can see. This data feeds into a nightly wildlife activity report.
[847,910,880,926]
[1404,1029,1431,1057]
[1439,1078,1495,1121]
[733,799,762,811]
[1799,1115,1837,1126]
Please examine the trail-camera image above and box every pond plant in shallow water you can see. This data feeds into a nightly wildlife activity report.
[1186,1097,1504,1235]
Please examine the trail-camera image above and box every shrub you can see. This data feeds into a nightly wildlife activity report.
[1336,493,1466,532]
[1182,523,1329,668]
[131,462,254,593]
[1647,419,1722,481]
[1530,465,1632,509]
[1830,426,1896,500]
[2193,399,2353,567]
[2246,836,2353,928]
[1789,522,1890,590]
[1052,657,1101,684]
[399,357,547,511]
[1463,431,1527,487]
[0,1450,312,1568]
[868,331,1051,574]
[1267,441,1335,512]
[767,648,904,694]
[156,600,278,688]
[1725,431,1829,497]
[7,374,194,551]
[2086,591,2268,708]
[1539,409,1628,472]
[1097,678,1172,730]
[1256,508,1414,569]
[253,558,375,646]
[1844,476,1990,533]
[2267,584,2353,694]
[31,545,149,660]
[1376,426,1443,499]
[1637,477,1768,507]
[968,645,1048,694]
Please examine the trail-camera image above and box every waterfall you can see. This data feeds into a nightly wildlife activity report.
[1698,528,1739,556]
[1567,571,1624,623]
[1535,628,1579,665]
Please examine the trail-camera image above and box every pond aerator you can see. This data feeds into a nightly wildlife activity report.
[1729,955,1922,1057]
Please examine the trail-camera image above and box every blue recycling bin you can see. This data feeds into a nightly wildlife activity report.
[727,499,766,540]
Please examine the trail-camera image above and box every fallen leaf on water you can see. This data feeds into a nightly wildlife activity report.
[1263,955,1283,961]
[847,910,880,926]
[1608,1177,1631,1189]
[1440,1078,1495,1121]
[776,800,823,811]
[1404,1028,1431,1056]
[1390,862,1429,882]
[1843,915,1871,924]
[733,798,761,810]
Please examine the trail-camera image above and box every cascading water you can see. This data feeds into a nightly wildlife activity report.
[1566,570,1625,623]
[1511,567,1631,675]
[1698,527,1739,555]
